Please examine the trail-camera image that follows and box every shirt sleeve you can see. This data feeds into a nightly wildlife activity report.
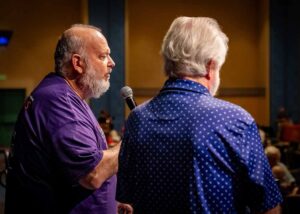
[241,122,283,212]
[51,120,103,185]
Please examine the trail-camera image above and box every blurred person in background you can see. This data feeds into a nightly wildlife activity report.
[265,146,297,196]
[98,110,121,147]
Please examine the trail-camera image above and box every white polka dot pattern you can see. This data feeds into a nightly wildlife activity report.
[116,79,283,213]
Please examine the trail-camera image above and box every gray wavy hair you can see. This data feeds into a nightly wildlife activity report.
[54,24,101,77]
[161,17,229,78]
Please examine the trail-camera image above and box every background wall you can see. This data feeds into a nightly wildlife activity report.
[88,0,125,132]
[0,0,272,131]
[270,0,300,129]
[126,0,270,126]
[0,0,86,94]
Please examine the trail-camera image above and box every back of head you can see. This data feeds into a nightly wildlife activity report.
[54,24,102,77]
[161,16,229,78]
[272,165,285,180]
[265,146,281,166]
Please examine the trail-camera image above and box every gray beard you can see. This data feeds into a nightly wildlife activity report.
[78,66,110,99]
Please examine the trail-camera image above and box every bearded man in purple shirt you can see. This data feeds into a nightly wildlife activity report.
[5,24,126,214]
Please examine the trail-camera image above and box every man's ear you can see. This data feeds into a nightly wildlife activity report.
[71,54,84,74]
[205,59,216,80]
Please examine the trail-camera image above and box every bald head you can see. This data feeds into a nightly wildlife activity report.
[65,24,104,43]
[265,146,281,167]
[54,24,103,77]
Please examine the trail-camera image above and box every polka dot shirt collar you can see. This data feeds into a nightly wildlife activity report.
[161,78,211,96]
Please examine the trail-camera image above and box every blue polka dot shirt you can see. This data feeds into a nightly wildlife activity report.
[117,78,283,213]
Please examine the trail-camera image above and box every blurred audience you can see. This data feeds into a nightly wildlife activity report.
[277,107,293,124]
[276,107,293,140]
[265,146,298,196]
[98,110,121,147]
[259,128,269,148]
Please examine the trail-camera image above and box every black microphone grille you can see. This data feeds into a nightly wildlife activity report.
[120,86,133,98]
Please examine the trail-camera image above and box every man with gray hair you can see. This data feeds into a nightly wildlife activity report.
[116,17,282,213]
[5,24,123,213]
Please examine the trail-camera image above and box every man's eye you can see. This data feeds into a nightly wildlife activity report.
[99,55,108,60]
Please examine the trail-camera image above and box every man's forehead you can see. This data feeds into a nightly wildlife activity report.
[93,34,110,50]
[89,33,111,53]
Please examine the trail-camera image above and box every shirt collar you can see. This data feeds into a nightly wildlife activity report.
[161,78,211,96]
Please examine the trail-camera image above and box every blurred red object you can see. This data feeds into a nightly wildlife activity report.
[280,124,300,142]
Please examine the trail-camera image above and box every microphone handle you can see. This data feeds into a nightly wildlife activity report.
[125,97,137,110]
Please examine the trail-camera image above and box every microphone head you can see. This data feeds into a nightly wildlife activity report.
[120,86,133,99]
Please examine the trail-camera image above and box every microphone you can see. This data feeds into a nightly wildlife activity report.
[120,86,137,110]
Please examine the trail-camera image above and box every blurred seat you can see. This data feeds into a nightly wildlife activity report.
[280,125,300,169]
[282,195,300,214]
[290,168,300,186]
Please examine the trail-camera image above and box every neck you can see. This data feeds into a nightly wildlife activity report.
[64,78,85,99]
[183,76,209,88]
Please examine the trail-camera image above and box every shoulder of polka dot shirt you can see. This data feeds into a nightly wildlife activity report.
[126,99,152,122]
[211,96,254,124]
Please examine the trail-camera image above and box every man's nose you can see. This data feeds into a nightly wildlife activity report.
[108,55,115,67]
